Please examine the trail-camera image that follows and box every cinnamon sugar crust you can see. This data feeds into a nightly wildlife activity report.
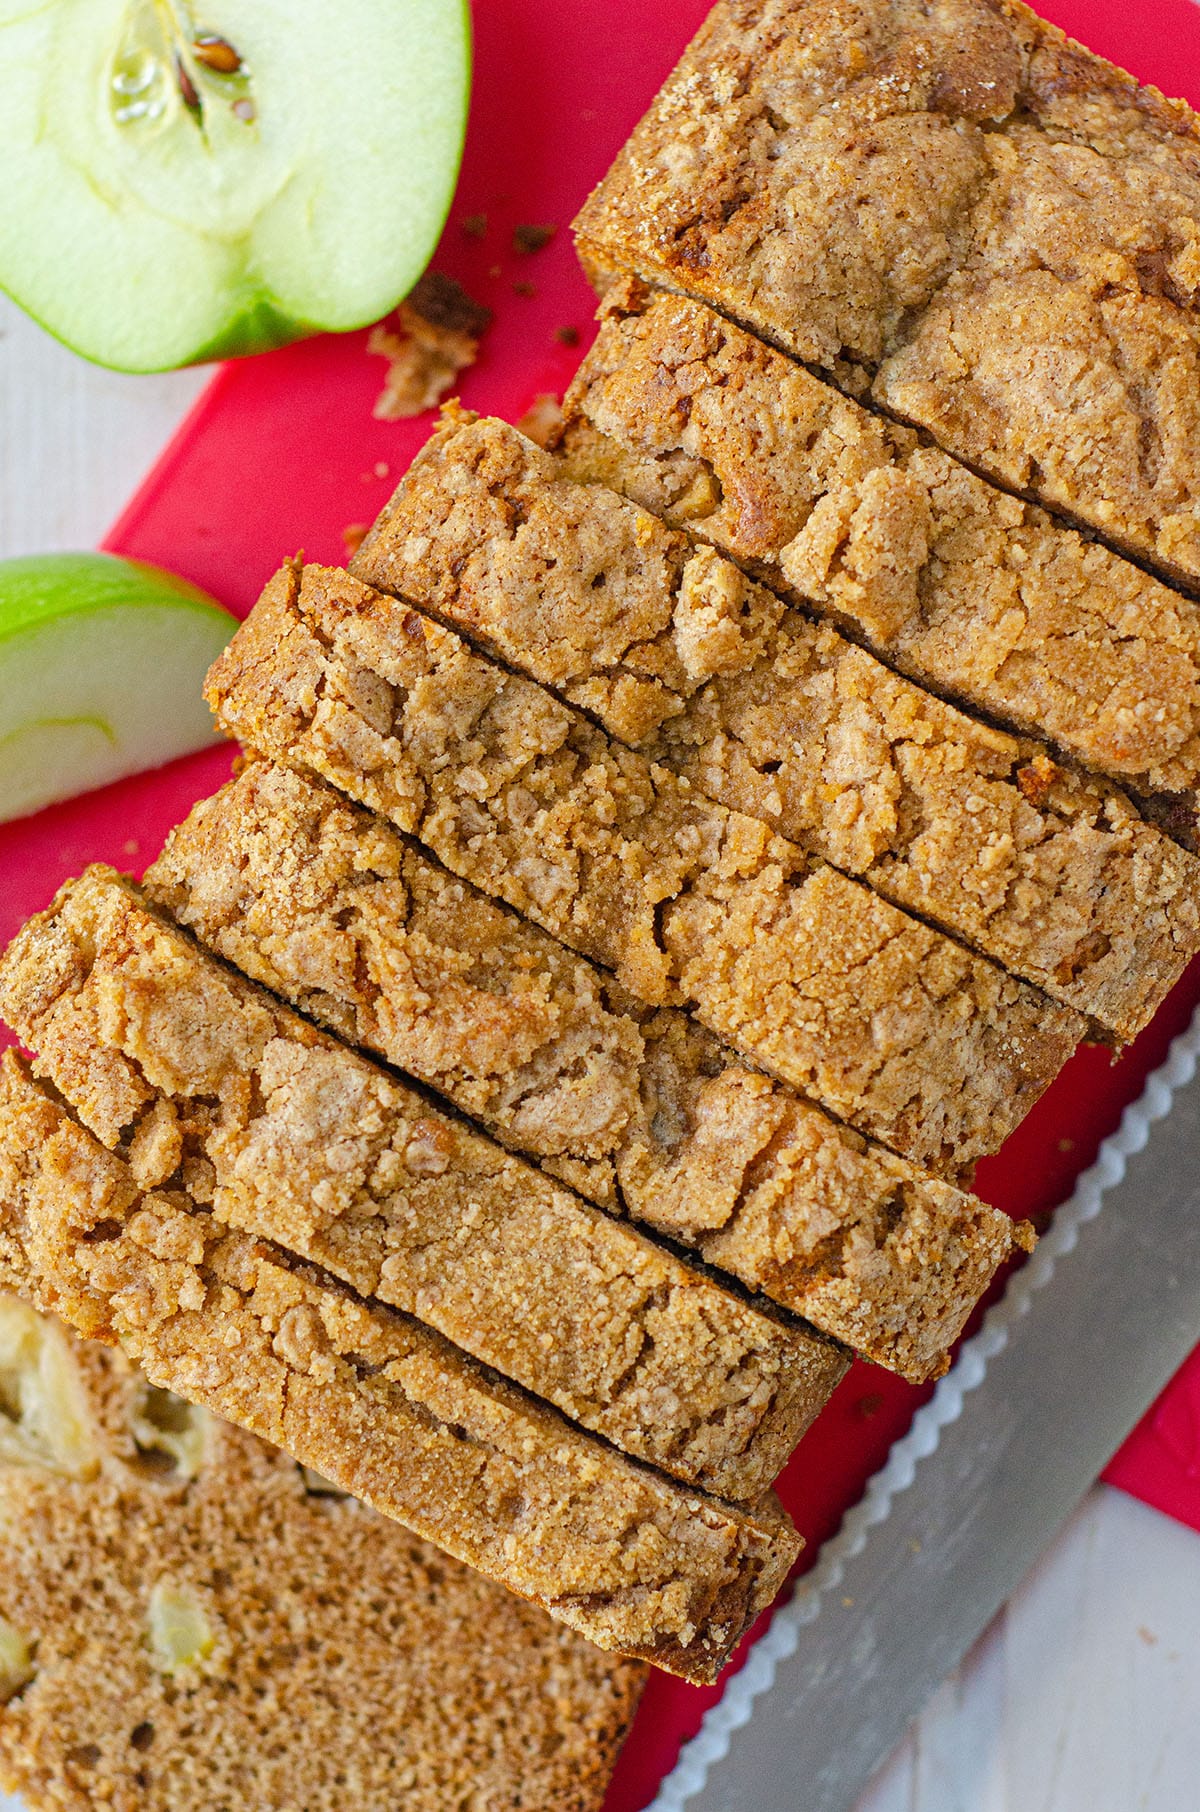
[557,284,1200,850]
[0,868,842,1503]
[0,1050,800,1683]
[147,759,1024,1382]
[574,0,1200,591]
[353,410,1200,1041]
[204,561,1084,1175]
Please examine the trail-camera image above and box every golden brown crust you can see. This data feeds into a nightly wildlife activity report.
[0,868,841,1503]
[146,759,1022,1382]
[0,1296,645,1812]
[203,561,1084,1176]
[0,1049,801,1683]
[353,411,1200,1041]
[557,284,1200,851]
[574,0,1200,588]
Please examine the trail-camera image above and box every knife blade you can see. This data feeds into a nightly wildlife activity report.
[657,1011,1200,1812]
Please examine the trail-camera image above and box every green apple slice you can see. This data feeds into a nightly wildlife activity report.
[0,552,236,823]
[0,0,470,371]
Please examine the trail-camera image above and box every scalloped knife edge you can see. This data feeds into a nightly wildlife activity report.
[653,1006,1200,1812]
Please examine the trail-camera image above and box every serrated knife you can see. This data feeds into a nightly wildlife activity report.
[658,1013,1200,1812]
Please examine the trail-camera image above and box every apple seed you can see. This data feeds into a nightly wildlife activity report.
[193,33,242,74]
[174,54,202,119]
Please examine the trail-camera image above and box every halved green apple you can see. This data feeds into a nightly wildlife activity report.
[0,0,470,371]
[0,552,236,822]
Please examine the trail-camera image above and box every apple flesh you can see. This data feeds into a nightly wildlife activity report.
[0,552,236,823]
[0,0,470,371]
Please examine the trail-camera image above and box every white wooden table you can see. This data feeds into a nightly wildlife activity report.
[2,292,1199,1812]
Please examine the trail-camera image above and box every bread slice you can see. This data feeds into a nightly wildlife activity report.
[204,560,1084,1177]
[553,282,1200,852]
[0,1290,645,1811]
[147,757,1025,1384]
[352,407,1200,1044]
[0,1048,801,1683]
[572,0,1200,596]
[0,867,844,1503]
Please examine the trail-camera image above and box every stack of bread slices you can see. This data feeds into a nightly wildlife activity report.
[5,1,1200,1805]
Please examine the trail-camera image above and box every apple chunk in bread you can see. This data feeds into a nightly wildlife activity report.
[0,0,471,370]
[0,1296,97,1478]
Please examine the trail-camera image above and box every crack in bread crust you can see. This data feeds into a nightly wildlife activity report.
[146,758,1023,1383]
[353,410,1200,1043]
[0,1049,800,1683]
[203,561,1084,1176]
[0,868,847,1503]
[574,0,1200,592]
[556,284,1200,851]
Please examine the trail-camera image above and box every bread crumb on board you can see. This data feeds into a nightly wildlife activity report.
[513,223,557,254]
[368,273,493,421]
[515,393,565,448]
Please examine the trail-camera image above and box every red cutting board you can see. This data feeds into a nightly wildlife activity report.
[3,2,1200,1803]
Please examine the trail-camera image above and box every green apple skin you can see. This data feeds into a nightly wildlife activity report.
[0,552,237,824]
[0,0,471,372]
